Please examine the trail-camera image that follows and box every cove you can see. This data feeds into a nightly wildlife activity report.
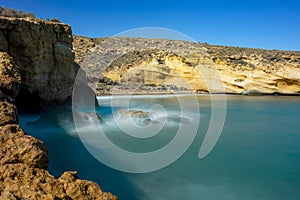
[19,95,300,200]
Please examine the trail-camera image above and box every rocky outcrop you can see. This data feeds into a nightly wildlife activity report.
[0,16,78,111]
[0,124,49,169]
[0,52,21,98]
[204,44,300,94]
[73,35,97,64]
[73,36,300,95]
[0,102,18,126]
[0,14,116,200]
[0,165,116,200]
[118,109,150,118]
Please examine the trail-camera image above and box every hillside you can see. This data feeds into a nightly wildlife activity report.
[73,36,300,95]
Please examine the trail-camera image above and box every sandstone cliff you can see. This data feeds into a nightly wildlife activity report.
[0,15,116,199]
[73,36,300,95]
[0,16,78,111]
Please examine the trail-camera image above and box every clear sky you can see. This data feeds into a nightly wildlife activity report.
[1,0,300,50]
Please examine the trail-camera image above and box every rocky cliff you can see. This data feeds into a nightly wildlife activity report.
[73,36,300,95]
[0,15,116,199]
[0,16,78,111]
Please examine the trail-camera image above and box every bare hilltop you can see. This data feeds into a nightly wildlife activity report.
[73,36,300,95]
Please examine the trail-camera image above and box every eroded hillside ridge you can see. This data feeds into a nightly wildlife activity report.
[74,36,300,95]
[0,15,117,199]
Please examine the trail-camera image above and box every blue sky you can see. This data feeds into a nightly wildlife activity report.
[1,0,300,50]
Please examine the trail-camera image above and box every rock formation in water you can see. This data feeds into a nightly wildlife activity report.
[73,36,300,95]
[0,10,116,200]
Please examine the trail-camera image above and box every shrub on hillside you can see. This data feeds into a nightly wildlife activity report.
[0,6,35,18]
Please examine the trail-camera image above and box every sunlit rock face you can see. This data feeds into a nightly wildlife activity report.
[73,36,300,95]
[0,16,77,111]
[0,10,117,200]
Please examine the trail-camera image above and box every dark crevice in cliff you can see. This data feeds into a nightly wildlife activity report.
[14,87,43,113]
[0,32,7,52]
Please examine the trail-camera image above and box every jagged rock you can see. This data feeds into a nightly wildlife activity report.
[59,171,117,200]
[0,164,66,200]
[0,164,117,200]
[0,122,117,199]
[0,123,24,134]
[0,102,17,126]
[118,109,150,118]
[0,52,21,98]
[0,124,49,169]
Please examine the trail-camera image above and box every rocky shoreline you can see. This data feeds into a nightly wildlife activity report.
[0,15,116,199]
[1,5,299,200]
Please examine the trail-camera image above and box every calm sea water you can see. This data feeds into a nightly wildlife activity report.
[19,95,300,200]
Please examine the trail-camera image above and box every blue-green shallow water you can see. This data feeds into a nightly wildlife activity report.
[19,95,300,200]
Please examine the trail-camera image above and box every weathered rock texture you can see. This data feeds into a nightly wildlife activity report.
[0,164,116,200]
[0,102,18,126]
[73,36,300,95]
[0,52,21,98]
[0,14,116,200]
[0,16,78,111]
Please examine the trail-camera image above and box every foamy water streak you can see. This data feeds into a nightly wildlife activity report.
[19,96,300,200]
[73,93,200,173]
[74,27,226,173]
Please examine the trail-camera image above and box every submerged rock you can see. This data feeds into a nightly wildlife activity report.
[118,109,152,126]
[75,111,103,124]
[87,112,103,122]
[118,109,150,118]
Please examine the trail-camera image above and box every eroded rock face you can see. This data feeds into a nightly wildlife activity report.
[73,36,300,95]
[0,52,21,98]
[0,115,117,200]
[0,16,77,110]
[0,12,116,200]
[204,45,300,95]
[0,102,17,126]
[0,164,117,200]
[59,171,117,200]
[0,124,49,169]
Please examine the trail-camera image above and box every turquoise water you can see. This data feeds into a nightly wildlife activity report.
[19,95,300,200]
